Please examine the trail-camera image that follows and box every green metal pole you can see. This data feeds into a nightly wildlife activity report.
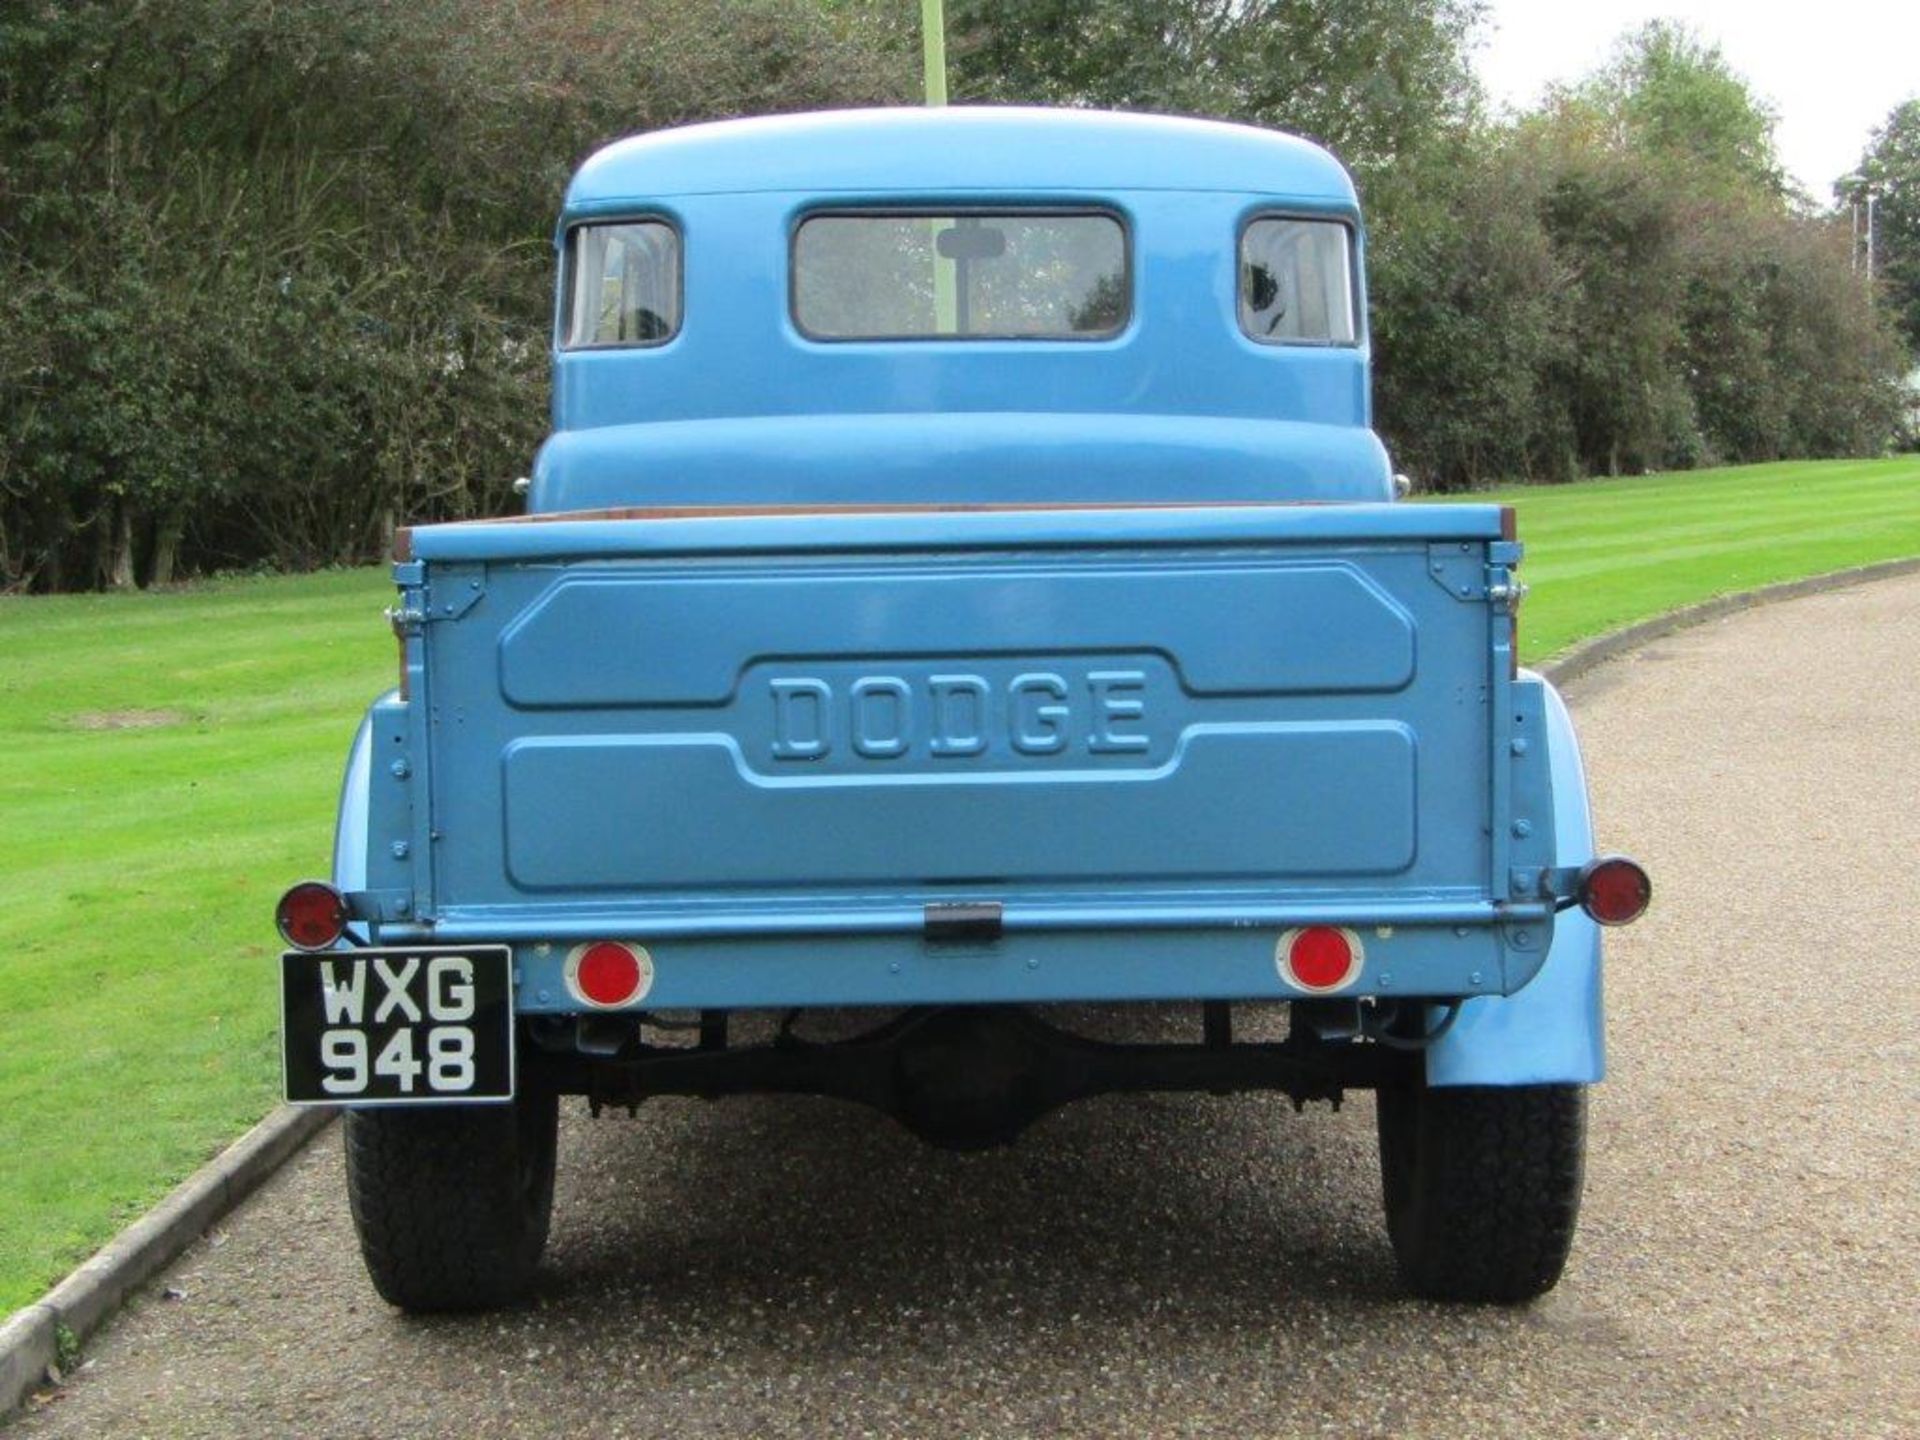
[920,0,948,106]
[922,0,957,333]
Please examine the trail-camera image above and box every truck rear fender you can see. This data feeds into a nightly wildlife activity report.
[331,711,372,892]
[1426,671,1604,1087]
[331,708,374,944]
[333,691,415,944]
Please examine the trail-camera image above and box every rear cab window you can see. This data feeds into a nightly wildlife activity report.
[1239,217,1357,345]
[792,210,1128,340]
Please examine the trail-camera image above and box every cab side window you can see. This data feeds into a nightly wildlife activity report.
[565,221,681,348]
[1239,218,1356,345]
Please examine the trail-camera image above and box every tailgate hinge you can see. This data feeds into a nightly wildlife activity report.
[386,566,486,633]
[1427,542,1528,611]
[1427,542,1485,601]
[421,566,487,623]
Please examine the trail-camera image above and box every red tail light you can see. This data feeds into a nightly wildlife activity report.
[1578,856,1651,926]
[566,941,653,1008]
[276,881,348,951]
[1281,925,1363,993]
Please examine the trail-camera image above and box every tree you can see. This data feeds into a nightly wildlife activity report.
[1581,21,1786,199]
[0,0,913,591]
[1846,98,1920,355]
[942,0,1485,180]
[1369,131,1574,486]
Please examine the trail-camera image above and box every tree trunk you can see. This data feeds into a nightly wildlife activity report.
[93,512,114,589]
[107,502,136,590]
[37,504,66,594]
[148,503,187,587]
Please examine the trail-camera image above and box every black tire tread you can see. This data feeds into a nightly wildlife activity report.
[1378,1082,1586,1304]
[343,1095,557,1312]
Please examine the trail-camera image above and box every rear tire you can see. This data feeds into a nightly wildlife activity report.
[343,1092,558,1312]
[1376,1079,1586,1303]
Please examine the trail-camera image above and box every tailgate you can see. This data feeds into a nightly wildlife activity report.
[393,504,1532,937]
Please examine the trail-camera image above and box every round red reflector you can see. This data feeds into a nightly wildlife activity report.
[1580,856,1651,926]
[1286,926,1359,991]
[573,942,644,1008]
[276,882,347,951]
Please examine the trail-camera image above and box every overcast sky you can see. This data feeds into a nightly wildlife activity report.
[1472,0,1920,197]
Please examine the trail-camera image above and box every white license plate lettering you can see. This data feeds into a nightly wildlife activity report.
[427,1025,476,1092]
[427,956,475,1021]
[320,1028,369,1095]
[374,1028,424,1092]
[371,956,424,1023]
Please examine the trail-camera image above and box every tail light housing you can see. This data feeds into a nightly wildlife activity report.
[1578,855,1651,926]
[1279,925,1364,993]
[276,881,349,951]
[565,941,654,1009]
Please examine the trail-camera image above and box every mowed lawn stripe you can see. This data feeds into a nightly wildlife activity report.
[1527,489,1918,559]
[1496,458,1920,656]
[0,456,1916,1311]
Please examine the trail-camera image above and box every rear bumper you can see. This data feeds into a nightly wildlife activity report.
[361,916,1549,1013]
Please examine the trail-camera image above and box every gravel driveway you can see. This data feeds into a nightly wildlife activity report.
[12,575,1919,1439]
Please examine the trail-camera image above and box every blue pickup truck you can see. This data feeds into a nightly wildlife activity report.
[277,108,1648,1311]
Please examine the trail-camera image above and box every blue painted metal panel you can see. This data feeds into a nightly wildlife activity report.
[369,504,1558,1002]
[410,501,1503,564]
[564,109,1357,209]
[330,712,372,895]
[501,724,1416,890]
[333,692,416,906]
[330,711,375,948]
[496,561,1415,708]
[332,692,422,929]
[532,414,1393,514]
[503,925,1516,1013]
[404,898,1529,943]
[1427,674,1605,1086]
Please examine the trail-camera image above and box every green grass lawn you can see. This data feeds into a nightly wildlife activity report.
[0,568,392,1312]
[1,454,1916,1313]
[1490,456,1920,658]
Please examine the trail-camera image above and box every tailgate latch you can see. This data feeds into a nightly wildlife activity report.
[924,902,1004,944]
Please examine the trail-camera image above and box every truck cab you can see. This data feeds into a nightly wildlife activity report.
[277,108,1647,1313]
[536,107,1386,512]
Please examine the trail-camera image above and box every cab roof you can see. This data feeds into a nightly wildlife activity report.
[564,107,1358,212]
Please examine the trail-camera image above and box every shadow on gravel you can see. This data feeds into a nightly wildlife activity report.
[406,1084,1412,1353]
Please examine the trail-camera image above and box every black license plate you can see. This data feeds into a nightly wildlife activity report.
[281,946,514,1105]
